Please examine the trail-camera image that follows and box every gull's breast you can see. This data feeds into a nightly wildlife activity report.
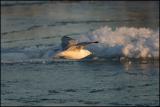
[58,49,92,60]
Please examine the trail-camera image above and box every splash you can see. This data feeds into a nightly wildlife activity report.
[78,26,159,58]
[1,25,159,64]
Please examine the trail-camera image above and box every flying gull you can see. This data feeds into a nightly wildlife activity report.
[54,36,98,60]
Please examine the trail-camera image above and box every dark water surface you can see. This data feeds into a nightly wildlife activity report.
[1,1,159,106]
[1,61,159,106]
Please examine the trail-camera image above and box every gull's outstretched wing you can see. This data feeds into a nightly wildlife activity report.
[76,41,99,47]
[61,36,78,50]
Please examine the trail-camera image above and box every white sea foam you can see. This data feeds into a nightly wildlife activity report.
[78,26,159,58]
[1,26,159,63]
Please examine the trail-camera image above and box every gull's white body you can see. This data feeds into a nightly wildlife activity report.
[53,36,98,60]
[56,46,92,60]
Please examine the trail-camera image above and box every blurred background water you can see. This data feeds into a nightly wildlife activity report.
[1,1,159,106]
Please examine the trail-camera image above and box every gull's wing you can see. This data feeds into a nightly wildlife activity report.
[76,41,99,47]
[67,45,84,51]
[66,41,98,51]
[61,36,78,50]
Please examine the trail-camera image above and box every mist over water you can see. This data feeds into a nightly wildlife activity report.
[78,26,159,58]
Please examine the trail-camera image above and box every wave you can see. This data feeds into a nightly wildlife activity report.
[1,57,159,65]
[1,25,159,63]
[77,26,159,58]
[2,19,135,36]
[1,1,47,7]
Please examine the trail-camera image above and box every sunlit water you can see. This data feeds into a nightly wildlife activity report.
[1,1,159,106]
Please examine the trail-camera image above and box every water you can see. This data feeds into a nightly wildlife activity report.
[1,1,159,106]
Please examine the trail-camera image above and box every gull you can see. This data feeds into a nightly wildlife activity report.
[54,36,98,60]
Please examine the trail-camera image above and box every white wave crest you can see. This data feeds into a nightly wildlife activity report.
[78,26,159,58]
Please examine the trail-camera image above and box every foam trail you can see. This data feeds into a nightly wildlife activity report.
[78,26,159,58]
